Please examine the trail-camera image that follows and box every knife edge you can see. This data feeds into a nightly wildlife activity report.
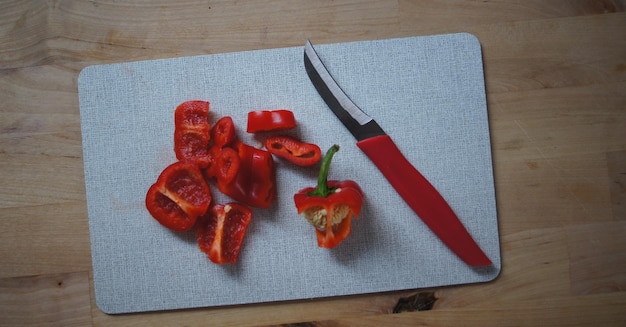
[304,41,386,141]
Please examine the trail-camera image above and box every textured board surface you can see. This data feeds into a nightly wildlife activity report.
[78,33,500,314]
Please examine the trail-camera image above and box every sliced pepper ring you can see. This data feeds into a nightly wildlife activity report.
[265,135,322,167]
[246,109,296,133]
[211,116,237,148]
[209,147,240,185]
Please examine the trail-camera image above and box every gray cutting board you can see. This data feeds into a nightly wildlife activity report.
[78,33,500,314]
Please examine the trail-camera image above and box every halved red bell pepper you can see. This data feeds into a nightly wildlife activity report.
[216,141,276,208]
[196,203,253,264]
[265,135,322,167]
[145,161,212,232]
[246,109,296,133]
[293,145,363,248]
[174,100,212,168]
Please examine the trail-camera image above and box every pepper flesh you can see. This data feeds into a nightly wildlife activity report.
[196,203,253,264]
[207,147,240,186]
[265,135,322,167]
[204,116,237,182]
[246,109,296,133]
[216,141,276,208]
[173,100,212,168]
[211,116,236,148]
[203,116,277,209]
[145,161,212,232]
[293,145,363,248]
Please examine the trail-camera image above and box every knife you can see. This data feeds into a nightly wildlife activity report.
[304,40,492,267]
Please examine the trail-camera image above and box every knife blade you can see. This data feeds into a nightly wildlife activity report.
[304,40,492,267]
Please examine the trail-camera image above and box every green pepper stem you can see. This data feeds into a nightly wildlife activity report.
[308,144,340,197]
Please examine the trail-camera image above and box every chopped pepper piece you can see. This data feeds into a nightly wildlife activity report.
[216,141,276,208]
[196,203,253,264]
[246,109,296,133]
[211,116,237,148]
[145,161,212,232]
[174,100,212,168]
[203,116,237,182]
[203,116,277,208]
[293,145,363,248]
[207,147,240,185]
[265,135,322,167]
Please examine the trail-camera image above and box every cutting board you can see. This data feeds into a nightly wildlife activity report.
[78,33,500,314]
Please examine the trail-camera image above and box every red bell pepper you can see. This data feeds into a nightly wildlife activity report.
[206,147,240,186]
[293,145,364,248]
[196,203,253,264]
[265,135,322,167]
[211,116,237,148]
[174,100,212,168]
[216,141,276,208]
[145,161,212,232]
[246,109,296,133]
[205,116,239,183]
[202,115,277,208]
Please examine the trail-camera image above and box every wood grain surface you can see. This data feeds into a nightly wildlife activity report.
[1,1,625,326]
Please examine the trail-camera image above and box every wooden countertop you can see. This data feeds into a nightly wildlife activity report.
[1,1,625,326]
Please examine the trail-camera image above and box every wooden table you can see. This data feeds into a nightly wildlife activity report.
[1,1,625,326]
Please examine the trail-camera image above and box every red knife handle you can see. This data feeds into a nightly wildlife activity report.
[357,135,492,266]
